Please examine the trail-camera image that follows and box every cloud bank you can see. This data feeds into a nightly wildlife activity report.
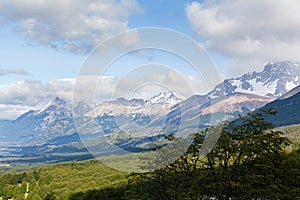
[0,0,141,53]
[0,69,29,76]
[0,72,205,119]
[186,0,300,75]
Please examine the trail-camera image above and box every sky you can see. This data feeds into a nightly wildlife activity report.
[1,0,300,119]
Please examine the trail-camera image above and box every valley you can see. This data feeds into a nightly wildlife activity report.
[1,62,300,165]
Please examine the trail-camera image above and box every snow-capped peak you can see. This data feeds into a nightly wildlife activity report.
[52,96,67,106]
[145,91,182,106]
[209,61,300,98]
[34,97,72,119]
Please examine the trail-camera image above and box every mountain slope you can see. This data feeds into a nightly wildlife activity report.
[257,90,300,127]
[0,97,78,145]
[161,92,273,128]
[201,93,273,116]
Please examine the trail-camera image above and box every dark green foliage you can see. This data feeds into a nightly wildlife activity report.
[69,186,129,200]
[44,191,58,200]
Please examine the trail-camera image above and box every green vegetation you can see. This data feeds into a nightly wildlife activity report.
[0,110,299,199]
[0,160,128,200]
[275,123,300,149]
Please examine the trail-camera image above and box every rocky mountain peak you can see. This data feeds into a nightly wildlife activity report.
[209,61,300,98]
[34,97,72,119]
[52,96,67,105]
[263,61,300,73]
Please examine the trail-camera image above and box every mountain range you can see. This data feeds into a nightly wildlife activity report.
[1,61,300,147]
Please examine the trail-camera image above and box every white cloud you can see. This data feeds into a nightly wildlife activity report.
[0,79,74,119]
[0,79,74,105]
[0,69,29,76]
[75,69,207,104]
[186,0,300,76]
[0,0,141,53]
[0,71,206,119]
[105,69,205,100]
[0,104,33,120]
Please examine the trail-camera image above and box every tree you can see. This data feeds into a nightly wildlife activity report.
[131,109,292,199]
[202,109,290,199]
[130,132,206,199]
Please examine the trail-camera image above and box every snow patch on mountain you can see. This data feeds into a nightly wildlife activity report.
[233,79,279,97]
[209,61,300,98]
[286,80,298,91]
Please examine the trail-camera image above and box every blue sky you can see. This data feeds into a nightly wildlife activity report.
[0,27,84,84]
[0,0,225,85]
[1,0,300,119]
[0,1,200,84]
[128,0,195,33]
